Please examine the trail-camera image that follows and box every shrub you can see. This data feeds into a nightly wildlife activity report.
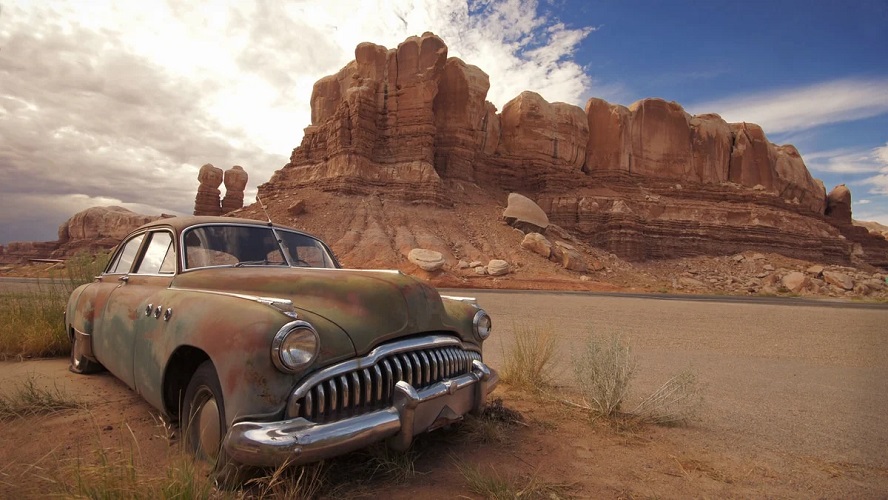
[571,333,634,418]
[501,323,558,391]
[571,334,701,426]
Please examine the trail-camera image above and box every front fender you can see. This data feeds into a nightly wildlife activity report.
[142,290,355,426]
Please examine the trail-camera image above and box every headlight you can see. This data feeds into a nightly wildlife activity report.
[473,310,492,340]
[272,320,319,372]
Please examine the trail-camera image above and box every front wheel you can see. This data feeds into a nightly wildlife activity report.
[182,361,247,487]
[69,330,102,374]
[183,361,226,462]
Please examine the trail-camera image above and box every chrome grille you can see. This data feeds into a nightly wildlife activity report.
[290,338,482,423]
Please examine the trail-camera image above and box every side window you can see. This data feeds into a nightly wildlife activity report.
[136,232,175,274]
[107,234,145,274]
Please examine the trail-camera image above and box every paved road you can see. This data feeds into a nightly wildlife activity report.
[447,289,888,469]
[4,278,886,469]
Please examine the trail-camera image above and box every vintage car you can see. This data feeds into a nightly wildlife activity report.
[66,216,497,474]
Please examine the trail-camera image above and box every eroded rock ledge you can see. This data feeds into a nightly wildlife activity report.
[258,32,887,268]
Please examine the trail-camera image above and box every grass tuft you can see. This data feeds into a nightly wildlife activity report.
[456,462,571,499]
[501,323,558,391]
[0,374,83,421]
[246,460,328,499]
[460,398,525,445]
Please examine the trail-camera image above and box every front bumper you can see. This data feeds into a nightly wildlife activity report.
[223,360,498,467]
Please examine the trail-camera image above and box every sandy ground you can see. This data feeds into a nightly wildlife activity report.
[1,292,887,497]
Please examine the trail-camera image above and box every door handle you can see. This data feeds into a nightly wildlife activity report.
[118,275,129,283]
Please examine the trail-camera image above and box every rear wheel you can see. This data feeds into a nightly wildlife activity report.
[69,330,102,374]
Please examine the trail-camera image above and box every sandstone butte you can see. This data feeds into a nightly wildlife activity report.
[250,32,888,271]
[2,32,887,277]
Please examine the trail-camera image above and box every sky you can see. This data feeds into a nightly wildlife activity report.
[1,0,887,244]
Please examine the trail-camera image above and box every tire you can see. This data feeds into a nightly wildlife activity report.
[182,361,249,487]
[69,330,103,374]
[182,361,227,463]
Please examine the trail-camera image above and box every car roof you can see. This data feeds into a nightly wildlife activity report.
[137,216,277,233]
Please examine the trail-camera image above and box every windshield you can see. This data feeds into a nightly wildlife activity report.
[183,224,338,270]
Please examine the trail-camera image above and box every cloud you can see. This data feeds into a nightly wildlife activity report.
[858,199,872,205]
[0,0,595,244]
[805,144,888,174]
[688,78,888,134]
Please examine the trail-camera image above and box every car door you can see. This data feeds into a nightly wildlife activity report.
[97,230,176,391]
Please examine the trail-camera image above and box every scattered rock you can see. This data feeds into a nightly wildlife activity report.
[288,200,307,215]
[732,254,745,262]
[487,260,510,276]
[457,260,469,269]
[806,265,824,277]
[474,266,487,275]
[561,248,587,272]
[407,249,445,272]
[752,253,766,260]
[763,264,775,271]
[521,233,552,258]
[469,260,483,268]
[679,277,704,288]
[781,272,809,293]
[580,275,591,282]
[822,271,853,290]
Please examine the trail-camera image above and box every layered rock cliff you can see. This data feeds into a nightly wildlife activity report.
[257,32,885,269]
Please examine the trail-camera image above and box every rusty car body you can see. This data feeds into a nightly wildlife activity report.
[66,216,497,471]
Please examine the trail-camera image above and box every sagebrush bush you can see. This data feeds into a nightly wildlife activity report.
[501,323,558,391]
[572,333,635,418]
[571,333,701,426]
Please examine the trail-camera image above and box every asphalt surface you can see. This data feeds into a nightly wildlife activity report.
[4,278,886,469]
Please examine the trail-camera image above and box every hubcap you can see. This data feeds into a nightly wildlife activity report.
[196,392,221,459]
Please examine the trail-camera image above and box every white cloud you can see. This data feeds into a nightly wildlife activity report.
[805,144,888,174]
[858,199,872,204]
[688,78,888,134]
[0,0,595,244]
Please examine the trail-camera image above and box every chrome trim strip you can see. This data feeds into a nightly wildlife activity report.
[271,321,320,373]
[439,295,478,303]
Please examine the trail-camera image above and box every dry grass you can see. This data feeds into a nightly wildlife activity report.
[570,333,702,426]
[456,462,571,499]
[0,374,83,421]
[459,398,525,445]
[501,323,558,391]
[0,251,108,360]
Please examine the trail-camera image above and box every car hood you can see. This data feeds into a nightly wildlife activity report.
[170,267,462,354]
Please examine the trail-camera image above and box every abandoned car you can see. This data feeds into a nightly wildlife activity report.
[66,216,498,469]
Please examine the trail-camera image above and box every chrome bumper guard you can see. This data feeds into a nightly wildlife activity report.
[223,360,498,467]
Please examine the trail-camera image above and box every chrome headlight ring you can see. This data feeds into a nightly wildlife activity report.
[271,320,320,373]
[472,309,492,340]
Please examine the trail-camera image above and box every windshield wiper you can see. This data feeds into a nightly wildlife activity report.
[234,260,286,267]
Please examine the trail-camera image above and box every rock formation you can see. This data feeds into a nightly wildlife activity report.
[1,207,164,264]
[503,193,549,233]
[222,165,249,213]
[252,32,887,270]
[194,164,224,216]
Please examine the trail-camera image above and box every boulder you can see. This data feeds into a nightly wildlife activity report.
[561,248,587,272]
[288,200,307,215]
[806,265,824,277]
[407,248,445,271]
[503,193,549,232]
[521,233,552,258]
[781,272,809,293]
[487,259,510,276]
[822,270,853,290]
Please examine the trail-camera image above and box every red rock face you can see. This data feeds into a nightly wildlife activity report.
[254,32,886,268]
